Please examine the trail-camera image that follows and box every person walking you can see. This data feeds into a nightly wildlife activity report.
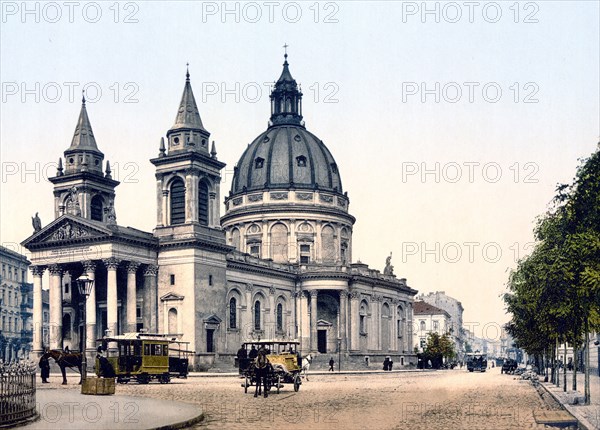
[329,357,335,372]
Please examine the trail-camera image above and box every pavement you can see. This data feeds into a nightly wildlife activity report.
[538,370,600,430]
[21,382,203,430]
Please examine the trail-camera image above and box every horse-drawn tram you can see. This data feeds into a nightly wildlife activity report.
[95,333,194,384]
[238,340,303,395]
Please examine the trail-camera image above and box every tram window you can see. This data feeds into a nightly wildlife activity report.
[144,344,150,356]
[156,345,162,355]
[134,343,141,356]
[164,345,169,356]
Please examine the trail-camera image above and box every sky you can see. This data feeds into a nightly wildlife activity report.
[1,1,599,342]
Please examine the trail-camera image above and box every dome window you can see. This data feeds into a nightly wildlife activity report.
[296,155,307,167]
[331,163,338,174]
[255,157,265,169]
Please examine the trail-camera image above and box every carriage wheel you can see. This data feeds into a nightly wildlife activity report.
[244,375,249,393]
[294,375,301,392]
[276,375,281,394]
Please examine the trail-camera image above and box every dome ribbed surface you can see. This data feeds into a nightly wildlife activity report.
[231,125,342,196]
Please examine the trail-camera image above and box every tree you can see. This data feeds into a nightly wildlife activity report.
[504,144,600,403]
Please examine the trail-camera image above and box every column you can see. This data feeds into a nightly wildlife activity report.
[209,191,217,228]
[30,266,45,355]
[244,283,253,338]
[143,265,158,333]
[310,290,318,352]
[299,291,310,352]
[407,303,413,353]
[185,169,199,223]
[48,264,63,350]
[126,262,140,333]
[161,189,169,226]
[349,291,360,351]
[268,287,276,337]
[104,258,120,338]
[156,173,164,227]
[82,261,97,352]
[339,290,348,352]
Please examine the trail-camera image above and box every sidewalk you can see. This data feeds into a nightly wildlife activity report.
[539,371,600,430]
[21,386,203,430]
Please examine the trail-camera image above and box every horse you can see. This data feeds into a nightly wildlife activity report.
[301,353,312,381]
[42,349,83,385]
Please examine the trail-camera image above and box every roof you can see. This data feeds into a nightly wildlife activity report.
[169,70,205,132]
[230,125,343,196]
[413,300,450,317]
[68,98,101,153]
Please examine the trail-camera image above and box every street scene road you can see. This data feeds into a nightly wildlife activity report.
[111,369,563,430]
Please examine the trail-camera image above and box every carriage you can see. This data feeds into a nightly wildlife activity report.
[95,333,194,384]
[238,340,303,394]
[466,352,488,372]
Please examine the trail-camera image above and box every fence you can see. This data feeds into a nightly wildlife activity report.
[0,363,36,427]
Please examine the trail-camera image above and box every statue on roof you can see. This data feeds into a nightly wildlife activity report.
[383,252,394,275]
[31,212,42,233]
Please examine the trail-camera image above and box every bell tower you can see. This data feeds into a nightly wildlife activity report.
[151,67,226,232]
[49,94,119,223]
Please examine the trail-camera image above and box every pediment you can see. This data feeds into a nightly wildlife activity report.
[317,319,333,327]
[160,292,185,301]
[23,215,112,247]
[203,314,222,324]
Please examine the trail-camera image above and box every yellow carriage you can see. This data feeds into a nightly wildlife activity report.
[238,340,302,393]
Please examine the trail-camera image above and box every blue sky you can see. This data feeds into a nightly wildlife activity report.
[1,1,599,339]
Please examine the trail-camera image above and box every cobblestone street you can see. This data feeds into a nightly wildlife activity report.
[115,368,567,429]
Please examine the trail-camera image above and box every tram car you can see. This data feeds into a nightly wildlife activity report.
[95,333,194,384]
[238,340,303,393]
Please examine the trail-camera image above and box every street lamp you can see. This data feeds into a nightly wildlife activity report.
[77,275,94,383]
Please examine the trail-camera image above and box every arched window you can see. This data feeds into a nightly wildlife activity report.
[168,308,177,334]
[254,300,261,331]
[270,223,288,263]
[198,180,209,226]
[62,313,71,339]
[420,320,426,332]
[170,178,185,225]
[359,302,367,334]
[276,303,283,331]
[321,225,335,263]
[90,195,103,221]
[229,297,237,329]
[231,228,240,250]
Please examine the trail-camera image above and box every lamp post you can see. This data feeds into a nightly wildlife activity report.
[77,275,94,383]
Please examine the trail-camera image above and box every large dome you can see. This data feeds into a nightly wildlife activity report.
[230,124,343,197]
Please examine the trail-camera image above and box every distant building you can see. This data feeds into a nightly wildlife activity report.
[413,301,451,352]
[417,291,465,359]
[0,246,33,360]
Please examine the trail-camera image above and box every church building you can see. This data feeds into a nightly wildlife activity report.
[22,53,418,368]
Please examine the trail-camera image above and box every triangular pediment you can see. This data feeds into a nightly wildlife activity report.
[160,292,185,301]
[203,314,222,324]
[317,319,333,327]
[22,214,112,248]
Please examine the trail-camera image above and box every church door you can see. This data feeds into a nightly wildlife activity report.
[206,329,214,353]
[318,330,327,353]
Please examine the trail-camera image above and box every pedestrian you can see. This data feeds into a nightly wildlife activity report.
[389,358,393,371]
[39,354,50,383]
[329,357,335,371]
[365,356,369,367]
[383,357,389,371]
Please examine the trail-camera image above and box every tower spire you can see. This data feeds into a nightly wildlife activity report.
[170,65,205,131]
[270,47,303,127]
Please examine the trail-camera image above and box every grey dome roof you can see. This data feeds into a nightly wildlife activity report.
[231,125,343,196]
